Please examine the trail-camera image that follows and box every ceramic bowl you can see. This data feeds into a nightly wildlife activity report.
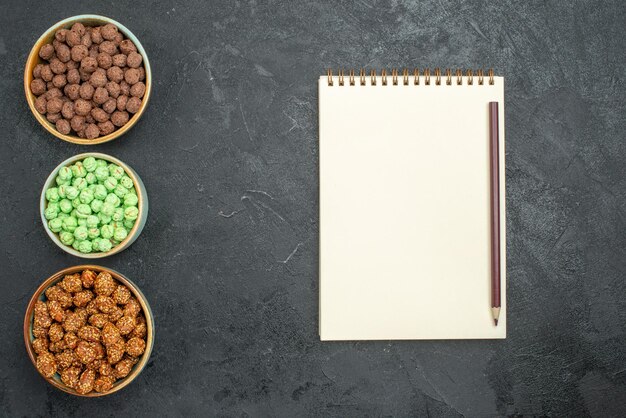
[40,152,148,258]
[24,265,154,397]
[24,15,151,145]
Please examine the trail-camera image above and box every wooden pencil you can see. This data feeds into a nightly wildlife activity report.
[489,102,501,326]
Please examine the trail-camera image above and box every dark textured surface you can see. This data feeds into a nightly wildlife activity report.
[1,0,625,416]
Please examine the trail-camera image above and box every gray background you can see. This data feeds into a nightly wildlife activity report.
[1,0,625,416]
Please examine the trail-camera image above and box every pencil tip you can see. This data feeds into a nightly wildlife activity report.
[494,318,498,326]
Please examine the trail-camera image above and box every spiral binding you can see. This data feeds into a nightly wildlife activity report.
[327,68,494,86]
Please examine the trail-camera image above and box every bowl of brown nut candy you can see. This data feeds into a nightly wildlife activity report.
[24,15,151,145]
[24,265,154,396]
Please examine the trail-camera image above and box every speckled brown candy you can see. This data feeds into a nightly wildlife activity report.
[60,366,81,388]
[76,369,95,394]
[93,375,115,393]
[63,331,79,349]
[101,322,122,346]
[36,352,57,378]
[73,290,94,307]
[32,337,49,354]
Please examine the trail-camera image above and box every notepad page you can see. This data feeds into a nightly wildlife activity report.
[319,76,506,340]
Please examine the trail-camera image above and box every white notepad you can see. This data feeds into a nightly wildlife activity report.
[319,70,506,340]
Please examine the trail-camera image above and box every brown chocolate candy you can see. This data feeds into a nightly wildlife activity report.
[85,123,100,139]
[119,39,136,55]
[126,51,142,68]
[112,53,126,67]
[125,97,141,114]
[70,44,88,62]
[64,84,80,100]
[56,119,71,135]
[111,110,129,127]
[80,56,98,73]
[39,43,55,60]
[98,121,115,135]
[30,78,46,95]
[74,99,92,116]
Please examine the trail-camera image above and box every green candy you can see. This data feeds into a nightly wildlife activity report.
[83,157,97,172]
[98,212,112,224]
[71,162,87,178]
[95,166,109,182]
[124,206,139,221]
[104,177,118,191]
[91,238,102,252]
[90,199,104,213]
[101,202,115,217]
[123,194,138,207]
[123,219,135,229]
[99,239,112,252]
[48,218,63,233]
[77,240,92,253]
[93,184,108,200]
[128,187,136,195]
[44,207,58,220]
[79,189,94,204]
[119,175,134,189]
[85,172,97,185]
[86,215,100,228]
[101,224,114,239]
[76,204,92,218]
[105,193,121,207]
[58,166,73,181]
[72,177,88,191]
[109,221,124,230]
[59,231,74,245]
[59,199,73,213]
[57,184,68,199]
[87,227,100,239]
[55,176,70,186]
[72,198,81,209]
[113,227,128,242]
[65,186,79,200]
[72,239,81,250]
[108,164,124,179]
[57,212,69,220]
[45,188,60,202]
[114,184,129,198]
[62,216,78,233]
[74,226,88,240]
[96,159,108,168]
[112,207,125,222]
[47,202,60,213]
[77,218,87,227]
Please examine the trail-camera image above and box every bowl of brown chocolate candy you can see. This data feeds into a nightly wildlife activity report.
[24,265,154,396]
[24,15,151,144]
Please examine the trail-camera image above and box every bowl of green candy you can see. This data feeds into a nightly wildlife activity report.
[40,153,148,258]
